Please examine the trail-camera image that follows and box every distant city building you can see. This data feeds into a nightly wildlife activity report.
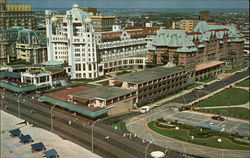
[0,26,47,64]
[81,7,115,32]
[0,0,7,10]
[199,11,210,21]
[172,20,200,32]
[46,4,158,79]
[0,0,36,29]
[80,7,100,16]
[148,21,245,82]
[6,3,31,11]
[90,15,115,32]
[180,20,200,32]
[112,25,121,31]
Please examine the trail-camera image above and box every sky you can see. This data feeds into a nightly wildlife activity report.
[9,0,250,9]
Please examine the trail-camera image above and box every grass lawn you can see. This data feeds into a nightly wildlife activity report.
[103,112,140,133]
[148,121,250,150]
[186,83,203,90]
[82,84,99,87]
[236,79,249,87]
[111,121,129,132]
[197,107,250,120]
[225,66,247,73]
[195,88,249,107]
[199,77,217,83]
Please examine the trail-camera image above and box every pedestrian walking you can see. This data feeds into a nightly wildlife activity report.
[142,139,146,144]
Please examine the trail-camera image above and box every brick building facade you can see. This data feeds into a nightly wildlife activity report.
[147,21,245,82]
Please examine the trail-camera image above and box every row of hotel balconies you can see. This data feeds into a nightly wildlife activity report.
[98,39,146,49]
[103,57,145,69]
[101,49,147,61]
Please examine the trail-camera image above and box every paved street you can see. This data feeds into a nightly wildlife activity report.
[126,109,250,158]
[0,91,181,158]
[171,69,249,105]
[127,70,250,158]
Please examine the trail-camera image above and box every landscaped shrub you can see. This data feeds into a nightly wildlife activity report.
[157,117,166,122]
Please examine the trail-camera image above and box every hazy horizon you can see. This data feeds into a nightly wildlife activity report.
[9,0,249,9]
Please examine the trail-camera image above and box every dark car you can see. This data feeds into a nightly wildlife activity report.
[211,115,225,121]
[179,106,191,111]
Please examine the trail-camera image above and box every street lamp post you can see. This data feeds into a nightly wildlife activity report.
[50,104,56,132]
[17,92,23,118]
[145,141,152,158]
[92,119,100,153]
[1,91,5,110]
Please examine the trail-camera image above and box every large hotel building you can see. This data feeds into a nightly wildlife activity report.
[46,4,158,79]
[148,21,245,82]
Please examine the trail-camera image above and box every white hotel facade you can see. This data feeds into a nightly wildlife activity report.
[46,4,158,79]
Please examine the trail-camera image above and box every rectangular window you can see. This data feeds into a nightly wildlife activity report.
[75,63,81,71]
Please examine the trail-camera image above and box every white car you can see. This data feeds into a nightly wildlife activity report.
[140,106,150,113]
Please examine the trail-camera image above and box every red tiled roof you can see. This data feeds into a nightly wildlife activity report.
[100,27,159,40]
[113,80,123,85]
[125,26,159,34]
[195,61,225,71]
[101,32,122,40]
[186,32,202,35]
[45,86,91,102]
[209,28,229,32]
[72,96,89,102]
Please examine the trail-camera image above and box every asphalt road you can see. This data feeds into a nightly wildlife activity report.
[172,69,249,104]
[126,110,250,158]
[0,91,181,158]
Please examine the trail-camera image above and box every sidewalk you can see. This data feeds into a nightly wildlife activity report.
[194,102,250,110]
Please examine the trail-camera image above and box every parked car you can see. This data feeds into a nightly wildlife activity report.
[192,88,199,92]
[211,115,225,121]
[204,84,209,87]
[179,106,191,111]
[140,106,150,113]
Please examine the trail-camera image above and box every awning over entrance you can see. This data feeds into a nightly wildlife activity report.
[195,61,224,71]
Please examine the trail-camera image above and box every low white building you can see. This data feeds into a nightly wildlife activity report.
[21,61,69,87]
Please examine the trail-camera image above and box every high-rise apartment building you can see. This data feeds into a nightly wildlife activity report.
[172,20,200,32]
[0,0,36,29]
[199,11,210,21]
[81,7,115,32]
[179,20,200,32]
